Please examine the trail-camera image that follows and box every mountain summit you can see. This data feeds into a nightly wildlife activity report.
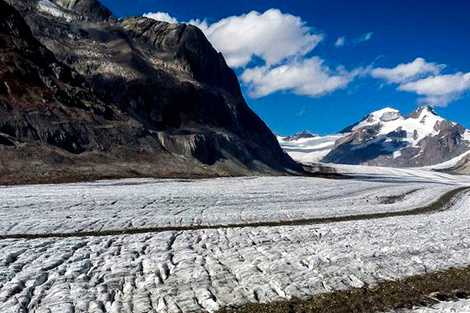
[282,130,317,142]
[280,106,470,167]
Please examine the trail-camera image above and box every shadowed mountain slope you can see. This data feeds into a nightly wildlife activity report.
[0,0,302,184]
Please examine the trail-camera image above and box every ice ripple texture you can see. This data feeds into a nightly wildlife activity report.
[1,172,470,312]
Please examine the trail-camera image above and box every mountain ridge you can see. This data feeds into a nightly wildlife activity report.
[280,105,470,168]
[0,0,304,184]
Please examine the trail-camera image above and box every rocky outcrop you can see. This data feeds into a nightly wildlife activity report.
[450,154,470,174]
[0,0,118,153]
[120,18,242,96]
[52,0,116,22]
[282,130,316,142]
[0,0,180,183]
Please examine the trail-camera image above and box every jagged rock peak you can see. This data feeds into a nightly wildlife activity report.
[283,130,316,141]
[407,105,438,119]
[120,17,187,52]
[50,0,116,22]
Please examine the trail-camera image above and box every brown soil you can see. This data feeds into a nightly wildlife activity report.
[217,266,470,313]
[0,144,345,186]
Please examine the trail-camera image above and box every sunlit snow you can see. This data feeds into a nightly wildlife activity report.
[1,169,470,312]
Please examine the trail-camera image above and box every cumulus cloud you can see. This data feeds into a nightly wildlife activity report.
[370,58,470,106]
[370,58,445,83]
[143,12,178,24]
[335,36,346,47]
[354,32,373,44]
[241,57,362,98]
[398,72,470,107]
[189,9,324,68]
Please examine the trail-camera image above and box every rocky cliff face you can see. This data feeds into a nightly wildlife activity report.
[0,0,301,184]
[52,0,116,22]
[0,0,122,152]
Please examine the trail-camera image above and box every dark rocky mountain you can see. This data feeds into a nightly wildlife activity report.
[0,0,302,184]
[282,130,317,142]
[51,0,116,22]
[322,106,470,167]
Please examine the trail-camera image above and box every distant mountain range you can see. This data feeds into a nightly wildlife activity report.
[0,0,302,184]
[279,106,470,169]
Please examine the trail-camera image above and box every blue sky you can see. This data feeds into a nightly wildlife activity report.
[101,0,470,135]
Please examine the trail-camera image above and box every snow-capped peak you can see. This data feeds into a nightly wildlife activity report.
[280,105,470,168]
[350,105,447,145]
[354,107,402,128]
[369,107,401,117]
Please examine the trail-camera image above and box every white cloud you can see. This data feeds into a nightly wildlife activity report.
[371,58,445,83]
[370,58,470,106]
[143,12,178,24]
[189,9,324,68]
[355,32,373,44]
[398,72,470,107]
[241,57,361,98]
[335,36,345,47]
